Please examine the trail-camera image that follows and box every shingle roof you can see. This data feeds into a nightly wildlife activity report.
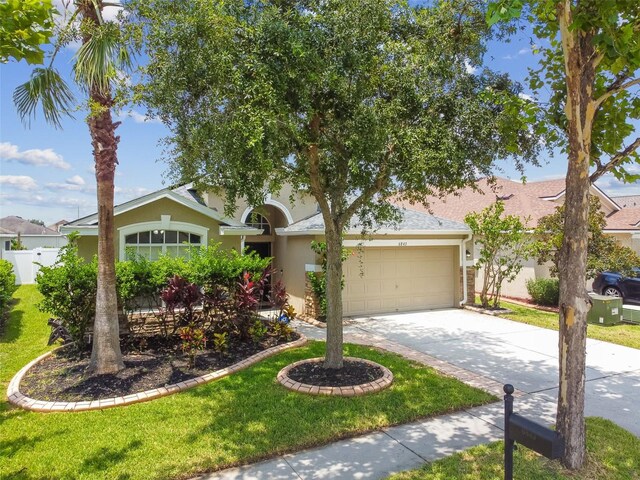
[605,208,640,230]
[395,177,640,233]
[396,177,558,228]
[278,207,470,234]
[612,195,640,209]
[0,216,60,235]
[171,183,206,206]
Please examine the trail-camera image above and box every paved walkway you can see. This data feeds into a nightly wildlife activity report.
[198,309,640,479]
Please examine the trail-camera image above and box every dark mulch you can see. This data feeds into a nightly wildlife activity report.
[20,333,299,402]
[287,359,383,387]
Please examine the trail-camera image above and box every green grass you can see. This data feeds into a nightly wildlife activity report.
[388,417,640,480]
[1,286,495,480]
[499,300,640,350]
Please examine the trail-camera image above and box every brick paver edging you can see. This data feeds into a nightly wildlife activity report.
[276,356,393,396]
[6,335,308,413]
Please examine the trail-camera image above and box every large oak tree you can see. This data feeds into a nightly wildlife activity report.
[134,0,539,368]
[489,0,640,469]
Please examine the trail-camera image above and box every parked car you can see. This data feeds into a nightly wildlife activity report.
[592,268,640,305]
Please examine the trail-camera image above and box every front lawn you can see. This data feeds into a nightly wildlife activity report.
[499,300,640,350]
[1,286,495,480]
[389,417,640,480]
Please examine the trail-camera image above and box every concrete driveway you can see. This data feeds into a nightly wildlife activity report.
[336,308,640,437]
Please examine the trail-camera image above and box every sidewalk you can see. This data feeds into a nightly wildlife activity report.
[195,320,558,480]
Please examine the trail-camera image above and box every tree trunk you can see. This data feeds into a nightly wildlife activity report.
[555,1,596,469]
[324,226,344,369]
[82,0,124,375]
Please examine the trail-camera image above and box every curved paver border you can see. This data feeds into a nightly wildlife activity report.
[7,334,308,413]
[277,356,393,396]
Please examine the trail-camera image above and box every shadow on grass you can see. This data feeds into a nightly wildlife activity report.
[0,434,46,459]
[80,439,143,478]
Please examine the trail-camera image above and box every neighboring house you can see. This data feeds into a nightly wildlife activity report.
[0,216,68,256]
[61,183,473,317]
[396,177,640,299]
[47,219,69,233]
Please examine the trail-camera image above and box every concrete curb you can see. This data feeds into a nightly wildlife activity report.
[6,334,308,413]
[276,356,393,396]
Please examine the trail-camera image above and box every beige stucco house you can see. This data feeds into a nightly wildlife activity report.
[61,183,473,317]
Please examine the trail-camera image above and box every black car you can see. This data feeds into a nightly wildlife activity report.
[592,268,640,305]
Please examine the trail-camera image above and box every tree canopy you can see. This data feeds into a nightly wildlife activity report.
[534,196,640,279]
[0,0,56,64]
[134,0,541,367]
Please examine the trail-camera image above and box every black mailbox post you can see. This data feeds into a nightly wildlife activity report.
[503,384,564,480]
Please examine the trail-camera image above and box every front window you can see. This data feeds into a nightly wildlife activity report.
[124,229,202,260]
[246,212,271,235]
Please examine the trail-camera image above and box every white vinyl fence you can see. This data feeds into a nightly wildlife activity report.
[4,248,60,285]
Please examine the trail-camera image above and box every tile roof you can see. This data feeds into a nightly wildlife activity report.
[278,207,470,234]
[0,216,60,235]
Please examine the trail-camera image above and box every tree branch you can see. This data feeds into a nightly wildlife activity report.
[340,145,394,225]
[307,113,335,233]
[590,136,640,183]
[594,77,640,110]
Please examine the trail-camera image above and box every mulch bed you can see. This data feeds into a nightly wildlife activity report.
[287,359,383,387]
[20,333,299,402]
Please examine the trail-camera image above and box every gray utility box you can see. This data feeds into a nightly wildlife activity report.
[623,305,640,325]
[588,293,623,326]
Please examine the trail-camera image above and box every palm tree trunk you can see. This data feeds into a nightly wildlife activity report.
[81,0,124,375]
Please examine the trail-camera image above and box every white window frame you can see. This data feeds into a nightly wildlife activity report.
[118,216,208,260]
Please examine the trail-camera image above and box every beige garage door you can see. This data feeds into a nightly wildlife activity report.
[342,246,456,316]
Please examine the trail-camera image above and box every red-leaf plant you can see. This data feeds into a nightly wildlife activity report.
[160,275,203,334]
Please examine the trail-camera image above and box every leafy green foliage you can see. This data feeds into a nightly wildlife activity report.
[9,238,27,250]
[134,0,542,365]
[526,278,560,306]
[487,0,640,183]
[35,235,97,348]
[533,197,640,279]
[179,325,207,368]
[465,201,531,308]
[0,0,56,64]
[0,259,17,314]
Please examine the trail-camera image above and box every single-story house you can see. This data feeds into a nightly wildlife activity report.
[0,216,68,257]
[61,183,474,317]
[396,177,640,298]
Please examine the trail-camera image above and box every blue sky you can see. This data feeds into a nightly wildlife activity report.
[1,6,639,226]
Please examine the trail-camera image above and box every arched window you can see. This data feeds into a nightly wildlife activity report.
[124,229,202,260]
[119,218,208,260]
[245,212,271,235]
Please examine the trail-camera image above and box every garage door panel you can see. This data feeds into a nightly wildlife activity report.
[343,246,456,316]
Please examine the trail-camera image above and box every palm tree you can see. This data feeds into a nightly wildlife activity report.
[14,0,130,374]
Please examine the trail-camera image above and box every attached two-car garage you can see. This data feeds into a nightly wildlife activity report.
[342,246,457,316]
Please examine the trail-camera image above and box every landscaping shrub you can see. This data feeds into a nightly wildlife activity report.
[526,278,560,306]
[36,235,97,348]
[0,259,17,314]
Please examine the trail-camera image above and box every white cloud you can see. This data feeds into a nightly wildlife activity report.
[0,175,38,190]
[518,92,534,101]
[66,175,86,186]
[0,142,71,170]
[464,60,478,75]
[117,110,162,124]
[503,46,535,60]
[596,172,640,197]
[518,47,531,55]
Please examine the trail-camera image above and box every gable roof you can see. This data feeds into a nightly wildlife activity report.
[63,185,245,230]
[0,216,60,235]
[276,207,470,236]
